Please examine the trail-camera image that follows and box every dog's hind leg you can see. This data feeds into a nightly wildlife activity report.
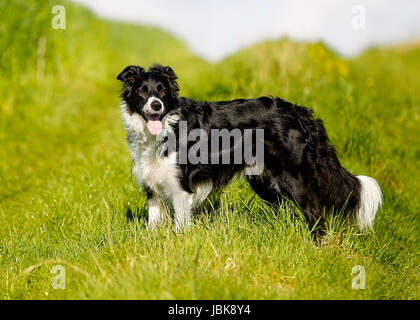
[247,175,281,205]
[248,174,325,237]
[271,172,325,237]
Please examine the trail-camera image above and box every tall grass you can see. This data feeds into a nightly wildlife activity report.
[0,1,418,299]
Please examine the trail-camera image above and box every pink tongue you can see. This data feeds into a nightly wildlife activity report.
[147,119,162,135]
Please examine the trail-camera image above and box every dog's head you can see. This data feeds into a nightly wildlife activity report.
[117,64,179,135]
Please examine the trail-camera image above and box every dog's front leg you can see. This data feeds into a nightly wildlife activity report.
[148,195,166,229]
[172,192,193,232]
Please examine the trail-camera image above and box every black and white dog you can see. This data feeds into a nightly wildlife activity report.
[117,64,382,234]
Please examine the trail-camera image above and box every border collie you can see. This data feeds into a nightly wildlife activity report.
[117,64,382,235]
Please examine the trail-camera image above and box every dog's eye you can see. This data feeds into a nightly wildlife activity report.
[156,84,165,92]
[140,85,149,93]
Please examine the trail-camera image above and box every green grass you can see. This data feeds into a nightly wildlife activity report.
[0,1,419,299]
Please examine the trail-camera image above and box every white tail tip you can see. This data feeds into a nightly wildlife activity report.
[356,176,383,230]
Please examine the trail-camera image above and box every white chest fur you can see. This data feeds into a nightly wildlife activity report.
[133,147,181,198]
[121,102,213,208]
[121,102,182,199]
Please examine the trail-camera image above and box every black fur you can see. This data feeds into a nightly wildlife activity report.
[118,64,362,234]
[173,97,361,232]
[117,64,179,120]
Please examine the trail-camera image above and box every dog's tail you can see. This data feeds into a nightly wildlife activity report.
[288,104,382,230]
[354,175,382,230]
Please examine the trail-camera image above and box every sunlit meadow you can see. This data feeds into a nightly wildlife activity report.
[0,1,418,299]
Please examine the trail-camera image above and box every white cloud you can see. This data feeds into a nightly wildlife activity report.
[73,0,420,61]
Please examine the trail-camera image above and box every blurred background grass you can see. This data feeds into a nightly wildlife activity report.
[0,0,419,299]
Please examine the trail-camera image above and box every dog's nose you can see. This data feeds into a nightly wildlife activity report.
[151,100,162,111]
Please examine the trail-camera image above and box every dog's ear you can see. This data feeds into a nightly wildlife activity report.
[148,64,179,97]
[117,65,145,84]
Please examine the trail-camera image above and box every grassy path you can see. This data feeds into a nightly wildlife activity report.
[0,1,418,299]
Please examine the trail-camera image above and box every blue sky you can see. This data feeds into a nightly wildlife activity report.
[73,0,420,61]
